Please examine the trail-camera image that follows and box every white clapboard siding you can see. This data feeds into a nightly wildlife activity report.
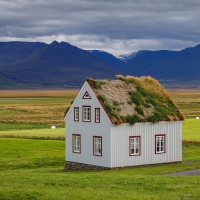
[110,121,182,168]
[65,81,182,169]
[65,82,112,168]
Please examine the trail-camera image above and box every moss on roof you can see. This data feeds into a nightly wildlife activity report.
[87,75,184,125]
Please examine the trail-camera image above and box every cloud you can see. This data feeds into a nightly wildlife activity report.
[0,0,200,55]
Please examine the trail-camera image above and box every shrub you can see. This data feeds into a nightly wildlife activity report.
[135,106,144,116]
[126,114,141,125]
[110,111,123,125]
[144,103,151,108]
[87,78,102,89]
[116,108,121,112]
[136,85,148,96]
[146,115,158,124]
[146,97,157,106]
[129,91,141,105]
[127,101,132,105]
[97,94,107,103]
[93,82,102,89]
[113,101,120,106]
[104,102,112,113]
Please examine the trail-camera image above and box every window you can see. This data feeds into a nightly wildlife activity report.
[95,108,100,123]
[83,106,91,122]
[155,134,166,154]
[74,107,79,121]
[93,136,102,156]
[72,134,81,153]
[129,136,141,156]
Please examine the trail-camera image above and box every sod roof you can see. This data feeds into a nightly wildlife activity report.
[87,75,184,125]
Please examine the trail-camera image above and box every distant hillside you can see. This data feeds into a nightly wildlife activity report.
[88,50,123,70]
[119,50,178,76]
[0,41,47,69]
[0,41,118,87]
[117,45,200,83]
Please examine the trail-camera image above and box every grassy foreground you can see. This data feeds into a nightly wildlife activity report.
[0,89,200,199]
[0,138,200,200]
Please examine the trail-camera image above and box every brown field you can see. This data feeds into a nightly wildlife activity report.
[0,89,79,125]
[0,89,199,127]
[167,89,200,118]
[0,89,79,98]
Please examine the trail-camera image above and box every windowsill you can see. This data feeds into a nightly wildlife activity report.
[155,152,165,154]
[73,151,81,154]
[93,154,102,156]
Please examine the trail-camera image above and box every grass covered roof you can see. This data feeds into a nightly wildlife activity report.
[87,75,184,125]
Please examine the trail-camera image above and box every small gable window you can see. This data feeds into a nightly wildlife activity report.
[93,136,102,156]
[129,136,141,156]
[74,107,79,121]
[82,91,91,99]
[83,106,91,122]
[95,108,100,123]
[72,134,81,153]
[155,134,166,154]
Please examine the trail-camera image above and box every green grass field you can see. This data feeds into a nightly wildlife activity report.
[0,89,200,199]
[182,119,200,141]
[0,127,65,139]
[0,118,199,142]
[0,138,200,200]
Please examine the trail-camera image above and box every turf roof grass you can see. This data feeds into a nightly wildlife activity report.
[88,75,184,125]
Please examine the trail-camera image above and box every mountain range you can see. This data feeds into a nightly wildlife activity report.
[0,41,117,87]
[89,46,200,86]
[0,41,200,88]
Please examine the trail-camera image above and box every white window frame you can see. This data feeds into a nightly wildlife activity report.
[93,136,102,156]
[95,108,100,123]
[72,134,81,153]
[155,134,166,154]
[129,136,141,156]
[74,107,79,121]
[83,106,91,122]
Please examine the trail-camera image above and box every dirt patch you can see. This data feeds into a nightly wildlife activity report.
[93,80,154,117]
[166,169,200,176]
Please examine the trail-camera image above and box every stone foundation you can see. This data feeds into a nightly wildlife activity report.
[65,161,110,170]
[65,161,182,170]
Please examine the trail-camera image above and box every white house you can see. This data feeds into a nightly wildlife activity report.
[64,76,184,170]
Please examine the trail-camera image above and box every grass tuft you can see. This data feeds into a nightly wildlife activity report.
[135,106,144,116]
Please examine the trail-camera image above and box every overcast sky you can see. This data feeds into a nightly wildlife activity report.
[0,0,200,56]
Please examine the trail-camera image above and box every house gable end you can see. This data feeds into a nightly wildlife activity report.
[64,82,111,124]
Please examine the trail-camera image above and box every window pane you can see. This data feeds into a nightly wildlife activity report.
[156,135,165,153]
[95,109,100,122]
[73,135,80,152]
[94,137,101,155]
[130,137,140,155]
[83,107,90,121]
[75,108,79,120]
